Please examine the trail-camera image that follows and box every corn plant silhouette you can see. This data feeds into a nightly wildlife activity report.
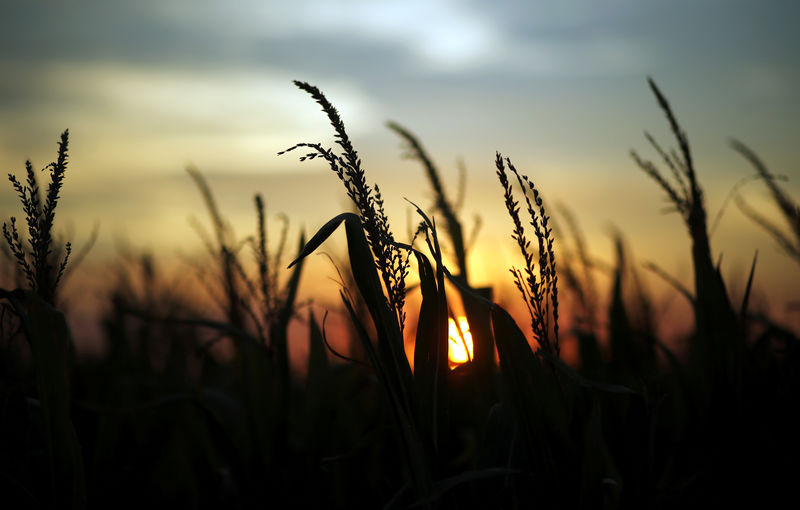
[1,129,85,509]
[3,130,72,305]
[631,78,742,393]
[729,139,800,265]
[386,122,495,376]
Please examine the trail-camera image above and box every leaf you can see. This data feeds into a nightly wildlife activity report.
[307,308,329,393]
[490,304,575,496]
[441,266,496,374]
[290,213,415,415]
[740,250,758,320]
[288,213,354,269]
[341,216,417,428]
[541,352,638,396]
[272,231,307,393]
[442,266,494,308]
[341,292,432,498]
[291,212,430,497]
[459,285,495,375]
[238,330,281,467]
[410,247,448,453]
[5,289,86,509]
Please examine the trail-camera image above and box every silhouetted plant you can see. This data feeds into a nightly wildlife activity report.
[495,152,560,356]
[0,130,85,509]
[187,165,248,330]
[281,82,436,503]
[387,121,472,280]
[2,130,72,305]
[185,166,306,425]
[552,204,600,334]
[631,78,741,391]
[280,81,411,332]
[386,122,494,375]
[730,139,800,265]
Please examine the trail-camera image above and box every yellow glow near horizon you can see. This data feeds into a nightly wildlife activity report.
[448,316,474,368]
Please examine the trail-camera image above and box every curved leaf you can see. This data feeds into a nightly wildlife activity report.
[288,212,355,268]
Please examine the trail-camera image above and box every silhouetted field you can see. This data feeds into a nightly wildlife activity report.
[1,79,799,509]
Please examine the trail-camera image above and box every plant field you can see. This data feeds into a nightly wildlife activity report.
[1,79,799,509]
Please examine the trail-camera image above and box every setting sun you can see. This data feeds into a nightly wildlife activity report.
[448,316,474,367]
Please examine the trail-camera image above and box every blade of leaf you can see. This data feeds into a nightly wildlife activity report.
[287,212,355,268]
[740,250,758,319]
[410,247,447,454]
[9,290,86,509]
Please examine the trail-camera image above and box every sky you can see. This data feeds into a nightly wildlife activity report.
[1,0,799,347]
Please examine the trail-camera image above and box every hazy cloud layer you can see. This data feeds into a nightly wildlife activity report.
[1,0,798,302]
[2,0,798,176]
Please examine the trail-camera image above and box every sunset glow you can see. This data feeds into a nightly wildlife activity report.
[448,316,473,367]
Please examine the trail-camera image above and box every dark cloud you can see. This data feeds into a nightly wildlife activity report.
[4,0,798,90]
[246,34,418,81]
[1,0,798,165]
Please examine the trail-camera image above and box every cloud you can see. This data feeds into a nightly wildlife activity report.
[495,37,645,77]
[1,0,798,177]
[0,60,381,175]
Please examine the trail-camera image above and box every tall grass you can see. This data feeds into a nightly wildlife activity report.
[1,130,85,508]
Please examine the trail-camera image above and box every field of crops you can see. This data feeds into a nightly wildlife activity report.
[1,79,798,509]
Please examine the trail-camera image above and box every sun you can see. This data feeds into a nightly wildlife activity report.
[448,316,473,368]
